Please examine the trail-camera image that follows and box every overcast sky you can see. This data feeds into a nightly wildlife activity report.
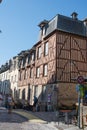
[0,0,87,66]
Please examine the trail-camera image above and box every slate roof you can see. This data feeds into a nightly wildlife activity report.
[38,14,87,40]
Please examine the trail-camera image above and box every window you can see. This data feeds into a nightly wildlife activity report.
[15,75,16,82]
[28,55,30,64]
[24,70,27,79]
[28,85,31,100]
[11,76,13,82]
[41,85,46,100]
[44,42,48,56]
[31,53,35,61]
[22,58,26,67]
[22,88,25,100]
[19,72,21,81]
[37,46,41,59]
[30,68,33,78]
[14,61,16,69]
[36,67,40,78]
[43,64,48,76]
[18,60,21,68]
[34,85,38,97]
[42,27,45,36]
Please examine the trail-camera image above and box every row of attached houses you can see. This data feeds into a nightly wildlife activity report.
[0,56,19,99]
[0,12,87,110]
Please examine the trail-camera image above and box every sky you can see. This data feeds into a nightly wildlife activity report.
[0,0,87,66]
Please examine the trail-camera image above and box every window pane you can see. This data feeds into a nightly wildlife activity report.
[38,46,41,58]
[44,64,48,76]
[41,85,46,101]
[30,68,33,78]
[36,67,40,77]
[34,85,38,97]
[44,42,48,56]
[32,53,35,61]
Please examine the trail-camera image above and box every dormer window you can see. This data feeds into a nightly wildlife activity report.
[42,26,45,36]
[38,20,48,40]
[28,55,30,64]
[31,53,35,61]
[22,58,26,67]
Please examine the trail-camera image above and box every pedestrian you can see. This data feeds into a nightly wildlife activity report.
[0,92,3,107]
[7,94,14,114]
[33,96,38,106]
[33,96,38,111]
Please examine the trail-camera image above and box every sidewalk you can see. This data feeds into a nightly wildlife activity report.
[13,109,87,130]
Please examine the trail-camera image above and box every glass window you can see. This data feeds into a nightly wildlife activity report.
[19,72,21,81]
[24,70,27,79]
[36,67,40,78]
[28,55,30,64]
[37,46,41,59]
[34,85,38,97]
[32,53,35,61]
[14,61,16,69]
[22,58,26,67]
[43,64,48,76]
[44,42,48,56]
[30,68,33,78]
[15,75,16,82]
[41,85,46,100]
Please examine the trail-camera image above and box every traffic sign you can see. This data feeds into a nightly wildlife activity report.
[77,76,85,84]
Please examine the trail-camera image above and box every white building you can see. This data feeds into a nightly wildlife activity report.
[0,56,19,101]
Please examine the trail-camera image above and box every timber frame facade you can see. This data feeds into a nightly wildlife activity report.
[18,12,87,110]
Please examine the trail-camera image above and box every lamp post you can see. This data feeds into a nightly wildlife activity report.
[77,76,85,129]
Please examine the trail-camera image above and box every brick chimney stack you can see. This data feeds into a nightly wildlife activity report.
[71,12,78,20]
[83,18,87,36]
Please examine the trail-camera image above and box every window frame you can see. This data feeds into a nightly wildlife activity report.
[43,64,48,76]
[44,42,48,56]
[37,46,41,59]
[30,68,33,78]
[36,67,40,78]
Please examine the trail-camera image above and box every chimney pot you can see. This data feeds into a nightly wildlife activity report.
[71,12,78,20]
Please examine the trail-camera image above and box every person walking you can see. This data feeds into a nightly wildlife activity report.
[33,96,38,111]
[0,92,3,107]
[7,94,14,114]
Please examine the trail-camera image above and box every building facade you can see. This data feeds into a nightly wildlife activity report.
[0,12,87,110]
[0,56,19,101]
[18,12,87,110]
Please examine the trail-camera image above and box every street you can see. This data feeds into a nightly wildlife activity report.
[0,109,57,130]
[0,108,87,130]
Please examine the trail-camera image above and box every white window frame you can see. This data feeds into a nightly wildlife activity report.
[43,64,48,76]
[38,46,41,59]
[44,42,48,56]
[36,67,40,78]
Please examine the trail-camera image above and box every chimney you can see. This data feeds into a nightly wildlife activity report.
[83,18,87,36]
[71,12,78,20]
[38,20,48,29]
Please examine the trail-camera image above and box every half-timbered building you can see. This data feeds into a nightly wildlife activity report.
[18,12,87,110]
